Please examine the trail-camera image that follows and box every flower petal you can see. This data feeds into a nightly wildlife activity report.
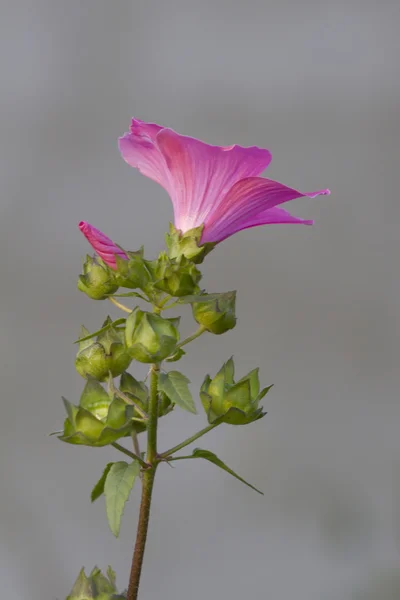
[79,222,127,269]
[118,119,171,191]
[155,128,272,231]
[201,178,330,243]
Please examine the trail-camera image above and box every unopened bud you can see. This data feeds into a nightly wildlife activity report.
[77,255,119,300]
[200,358,271,425]
[75,318,132,381]
[125,308,180,363]
[191,291,236,334]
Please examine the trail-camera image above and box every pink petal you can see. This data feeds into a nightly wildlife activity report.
[156,128,272,231]
[79,221,128,269]
[201,178,330,243]
[118,119,171,192]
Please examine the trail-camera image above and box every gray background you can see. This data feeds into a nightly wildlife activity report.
[1,1,399,599]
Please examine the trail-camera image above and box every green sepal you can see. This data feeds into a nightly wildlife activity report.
[58,382,137,447]
[114,250,152,291]
[66,566,123,599]
[66,567,93,599]
[200,358,270,425]
[190,291,236,335]
[77,255,119,300]
[147,251,202,297]
[120,372,148,407]
[74,319,126,345]
[75,317,132,381]
[165,223,216,264]
[125,308,180,363]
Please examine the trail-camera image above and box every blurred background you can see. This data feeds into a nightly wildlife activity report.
[1,1,399,598]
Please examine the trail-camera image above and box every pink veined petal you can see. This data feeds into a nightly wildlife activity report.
[79,221,128,269]
[155,127,272,231]
[118,119,171,193]
[130,118,164,141]
[201,177,330,243]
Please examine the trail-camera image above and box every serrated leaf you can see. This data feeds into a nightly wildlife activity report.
[189,448,263,494]
[104,461,140,537]
[74,318,126,344]
[158,371,196,414]
[91,462,114,502]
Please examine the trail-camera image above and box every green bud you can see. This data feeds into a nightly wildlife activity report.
[75,318,132,381]
[191,291,236,334]
[165,223,216,264]
[58,379,138,447]
[66,566,125,599]
[114,249,151,291]
[147,251,202,297]
[77,255,119,300]
[125,308,180,363]
[120,371,171,419]
[200,358,271,425]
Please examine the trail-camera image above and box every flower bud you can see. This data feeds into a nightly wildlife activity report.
[58,380,137,447]
[66,566,125,599]
[75,318,132,381]
[200,358,271,425]
[165,223,216,264]
[77,255,119,300]
[191,291,236,334]
[125,308,180,363]
[120,371,172,419]
[114,249,152,291]
[148,251,202,297]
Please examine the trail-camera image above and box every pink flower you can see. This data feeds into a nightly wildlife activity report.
[79,221,127,269]
[119,119,330,244]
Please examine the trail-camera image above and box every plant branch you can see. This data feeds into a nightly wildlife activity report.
[109,296,132,314]
[176,324,207,349]
[126,363,160,600]
[159,423,219,458]
[111,442,148,468]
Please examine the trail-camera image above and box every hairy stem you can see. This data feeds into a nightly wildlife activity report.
[126,364,160,600]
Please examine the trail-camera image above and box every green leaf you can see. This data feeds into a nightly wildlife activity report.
[158,371,196,414]
[178,292,225,304]
[74,318,126,344]
[189,448,263,494]
[104,461,140,537]
[91,462,114,502]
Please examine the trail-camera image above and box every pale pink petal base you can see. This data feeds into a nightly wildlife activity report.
[155,128,272,231]
[79,222,127,269]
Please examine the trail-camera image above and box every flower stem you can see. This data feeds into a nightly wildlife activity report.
[109,296,132,314]
[111,442,148,469]
[176,325,207,350]
[160,423,218,458]
[126,364,160,600]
